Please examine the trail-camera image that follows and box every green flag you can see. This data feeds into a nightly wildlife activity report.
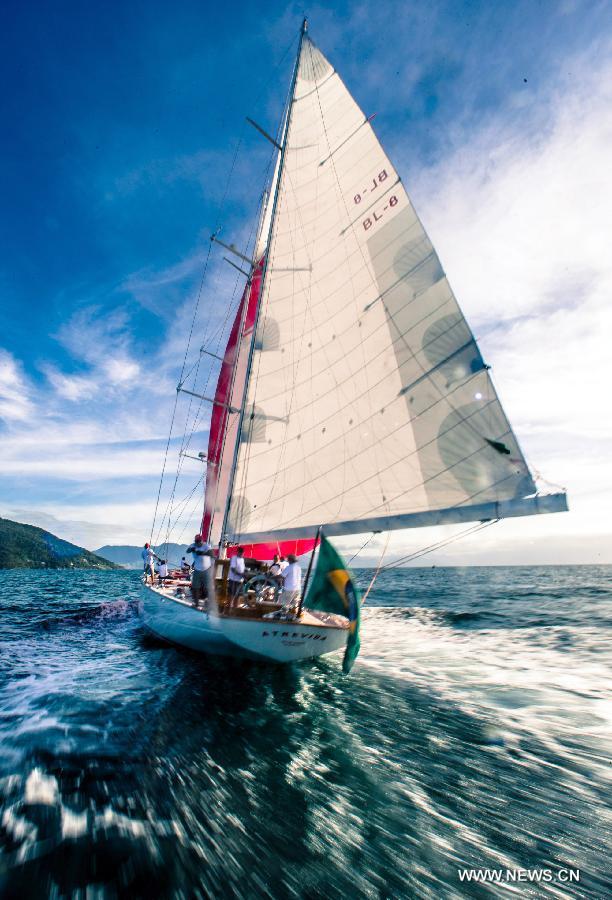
[306,535,361,674]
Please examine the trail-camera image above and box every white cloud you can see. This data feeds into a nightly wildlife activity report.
[388,43,612,555]
[0,447,164,479]
[0,348,34,422]
[103,356,140,384]
[416,55,612,328]
[42,365,97,401]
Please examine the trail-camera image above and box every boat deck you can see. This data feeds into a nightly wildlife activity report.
[146,577,348,630]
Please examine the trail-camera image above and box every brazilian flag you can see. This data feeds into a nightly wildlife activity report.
[306,535,361,674]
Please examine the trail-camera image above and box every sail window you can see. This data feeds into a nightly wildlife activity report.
[241,406,267,443]
[255,318,280,351]
[393,236,444,296]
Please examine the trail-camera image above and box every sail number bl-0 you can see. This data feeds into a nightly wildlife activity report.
[353,169,389,205]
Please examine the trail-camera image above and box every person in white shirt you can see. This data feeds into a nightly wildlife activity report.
[268,554,283,583]
[141,543,159,582]
[228,547,246,602]
[281,554,301,613]
[180,556,191,576]
[186,534,212,605]
[157,559,169,582]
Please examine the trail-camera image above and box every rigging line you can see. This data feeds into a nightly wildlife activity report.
[347,533,376,565]
[379,519,498,571]
[149,393,181,545]
[152,32,299,548]
[379,523,486,570]
[151,238,217,544]
[531,468,567,494]
[174,484,211,545]
[362,530,391,603]
[204,140,282,542]
[161,478,205,561]
[203,202,264,542]
[222,26,306,544]
[164,474,205,543]
[159,220,253,546]
[161,473,206,530]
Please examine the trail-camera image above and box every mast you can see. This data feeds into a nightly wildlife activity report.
[218,19,309,550]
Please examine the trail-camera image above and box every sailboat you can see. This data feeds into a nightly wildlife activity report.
[140,21,567,665]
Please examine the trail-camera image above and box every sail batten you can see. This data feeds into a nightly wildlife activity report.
[221,33,556,543]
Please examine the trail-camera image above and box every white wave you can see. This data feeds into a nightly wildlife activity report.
[24,768,59,805]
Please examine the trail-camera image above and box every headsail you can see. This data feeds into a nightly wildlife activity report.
[203,259,263,546]
[222,32,566,543]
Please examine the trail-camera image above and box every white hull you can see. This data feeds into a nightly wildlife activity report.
[140,584,348,664]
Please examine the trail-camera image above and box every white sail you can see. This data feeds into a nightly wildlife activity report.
[225,34,564,542]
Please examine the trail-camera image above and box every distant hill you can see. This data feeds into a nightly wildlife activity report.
[0,518,119,570]
[95,543,189,569]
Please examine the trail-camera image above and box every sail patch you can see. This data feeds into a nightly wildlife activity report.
[227,495,252,536]
[393,235,444,296]
[421,316,484,386]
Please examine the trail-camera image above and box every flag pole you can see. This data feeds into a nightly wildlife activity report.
[298,526,321,617]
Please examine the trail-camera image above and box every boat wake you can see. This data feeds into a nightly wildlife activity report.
[0,567,610,896]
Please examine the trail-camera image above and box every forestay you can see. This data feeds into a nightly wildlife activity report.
[225,34,563,543]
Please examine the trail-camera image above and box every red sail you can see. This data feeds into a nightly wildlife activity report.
[225,539,318,561]
[201,257,317,561]
[202,259,263,541]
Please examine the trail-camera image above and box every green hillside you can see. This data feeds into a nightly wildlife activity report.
[0,518,119,570]
[95,543,188,569]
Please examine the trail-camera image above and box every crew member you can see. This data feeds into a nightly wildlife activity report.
[281,554,301,614]
[157,559,169,583]
[186,534,212,605]
[141,543,158,582]
[228,547,246,602]
[268,554,283,580]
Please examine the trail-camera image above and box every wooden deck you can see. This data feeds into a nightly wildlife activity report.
[145,576,347,631]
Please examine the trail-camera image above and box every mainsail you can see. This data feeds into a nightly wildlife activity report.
[215,28,566,544]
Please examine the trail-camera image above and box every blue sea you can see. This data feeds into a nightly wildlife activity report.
[0,566,609,898]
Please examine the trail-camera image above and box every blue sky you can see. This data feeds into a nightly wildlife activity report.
[1,0,611,562]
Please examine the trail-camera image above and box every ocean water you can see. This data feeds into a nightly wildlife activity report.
[0,566,609,899]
